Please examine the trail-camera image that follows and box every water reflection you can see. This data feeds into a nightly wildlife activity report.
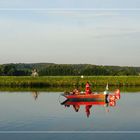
[0,86,140,92]
[61,94,120,118]
[31,91,39,100]
[85,105,92,117]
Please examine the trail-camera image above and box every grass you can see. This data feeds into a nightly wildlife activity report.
[0,76,140,87]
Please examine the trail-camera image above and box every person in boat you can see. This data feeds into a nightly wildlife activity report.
[72,88,80,95]
[85,82,92,94]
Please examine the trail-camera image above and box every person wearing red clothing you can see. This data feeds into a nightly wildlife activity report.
[85,82,92,94]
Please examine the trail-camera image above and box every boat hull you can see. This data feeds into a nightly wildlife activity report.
[62,100,106,106]
[63,93,107,102]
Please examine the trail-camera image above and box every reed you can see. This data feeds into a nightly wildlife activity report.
[0,76,140,87]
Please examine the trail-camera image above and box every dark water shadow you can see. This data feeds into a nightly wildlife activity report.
[0,86,140,92]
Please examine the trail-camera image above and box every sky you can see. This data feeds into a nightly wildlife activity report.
[0,0,140,66]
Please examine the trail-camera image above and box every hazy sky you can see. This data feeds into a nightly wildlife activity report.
[0,0,140,66]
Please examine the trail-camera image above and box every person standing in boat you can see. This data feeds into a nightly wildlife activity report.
[85,82,92,94]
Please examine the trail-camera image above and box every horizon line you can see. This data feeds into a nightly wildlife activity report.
[0,62,139,67]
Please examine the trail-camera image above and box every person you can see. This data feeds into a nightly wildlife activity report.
[72,88,80,95]
[85,82,92,94]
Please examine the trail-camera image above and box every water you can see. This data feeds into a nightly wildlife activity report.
[0,90,140,139]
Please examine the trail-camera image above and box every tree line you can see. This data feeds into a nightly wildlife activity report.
[0,63,140,76]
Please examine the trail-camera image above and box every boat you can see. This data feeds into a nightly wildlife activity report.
[61,98,107,106]
[62,89,120,103]
[63,93,107,102]
[60,87,120,118]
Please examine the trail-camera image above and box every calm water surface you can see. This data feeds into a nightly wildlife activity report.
[0,91,140,132]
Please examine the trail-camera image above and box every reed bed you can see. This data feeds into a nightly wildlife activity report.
[0,76,140,87]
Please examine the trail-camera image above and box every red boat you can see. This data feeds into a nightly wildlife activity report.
[61,89,120,118]
[62,89,120,102]
[61,99,107,106]
[63,93,107,102]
